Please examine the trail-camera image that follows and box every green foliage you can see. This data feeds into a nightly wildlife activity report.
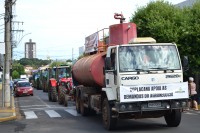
[66,59,72,62]
[18,58,51,69]
[49,61,67,68]
[12,70,20,79]
[12,62,25,78]
[130,1,180,43]
[130,1,200,74]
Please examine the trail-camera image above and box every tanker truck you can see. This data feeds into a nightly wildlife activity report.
[72,13,189,130]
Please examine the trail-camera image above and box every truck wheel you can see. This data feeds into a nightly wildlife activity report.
[51,87,58,102]
[102,97,117,130]
[76,92,81,113]
[64,95,68,107]
[164,109,181,127]
[48,88,52,101]
[80,98,89,116]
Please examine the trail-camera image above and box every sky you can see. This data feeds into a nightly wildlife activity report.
[0,0,186,60]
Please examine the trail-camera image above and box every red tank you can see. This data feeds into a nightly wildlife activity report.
[72,52,106,87]
[72,14,137,88]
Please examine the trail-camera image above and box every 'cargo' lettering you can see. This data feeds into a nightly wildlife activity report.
[121,76,139,80]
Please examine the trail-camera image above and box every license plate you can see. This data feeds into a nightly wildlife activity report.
[23,91,28,93]
[148,102,161,108]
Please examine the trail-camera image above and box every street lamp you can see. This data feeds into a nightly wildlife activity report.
[15,32,32,47]
[12,32,32,60]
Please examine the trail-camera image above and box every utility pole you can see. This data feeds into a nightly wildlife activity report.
[3,0,12,107]
[72,48,74,62]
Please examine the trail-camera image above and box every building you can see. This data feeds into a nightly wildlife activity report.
[25,39,36,59]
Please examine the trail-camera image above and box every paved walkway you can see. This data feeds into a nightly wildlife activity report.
[0,86,17,122]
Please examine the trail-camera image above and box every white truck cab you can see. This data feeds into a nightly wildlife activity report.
[103,38,188,129]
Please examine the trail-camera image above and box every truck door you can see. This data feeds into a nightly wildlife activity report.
[105,48,118,88]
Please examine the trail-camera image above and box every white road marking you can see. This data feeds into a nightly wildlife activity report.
[20,105,47,108]
[24,111,38,119]
[21,106,67,111]
[65,108,80,116]
[184,112,197,115]
[45,110,61,118]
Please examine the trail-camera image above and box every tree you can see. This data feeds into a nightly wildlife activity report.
[49,61,66,68]
[178,1,200,73]
[18,58,51,69]
[130,0,200,74]
[130,1,181,43]
[12,70,20,79]
[12,62,25,79]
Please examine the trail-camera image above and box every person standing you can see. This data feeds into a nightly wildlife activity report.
[188,77,198,110]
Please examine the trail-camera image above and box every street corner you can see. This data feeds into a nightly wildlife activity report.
[0,108,17,122]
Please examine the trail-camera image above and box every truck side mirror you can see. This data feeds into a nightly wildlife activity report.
[105,57,112,70]
[182,56,189,71]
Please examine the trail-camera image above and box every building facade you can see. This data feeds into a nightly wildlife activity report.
[25,39,36,59]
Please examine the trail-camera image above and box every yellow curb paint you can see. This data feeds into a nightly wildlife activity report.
[0,108,15,113]
[0,116,17,122]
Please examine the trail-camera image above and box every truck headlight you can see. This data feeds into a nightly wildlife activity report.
[120,105,126,112]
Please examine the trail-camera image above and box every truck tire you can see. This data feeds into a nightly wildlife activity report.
[76,90,81,113]
[80,97,89,116]
[102,97,117,130]
[164,109,181,127]
[51,87,58,102]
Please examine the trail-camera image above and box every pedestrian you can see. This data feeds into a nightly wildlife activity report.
[188,77,198,110]
[10,80,14,95]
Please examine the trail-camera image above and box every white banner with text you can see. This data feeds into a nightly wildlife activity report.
[120,82,188,102]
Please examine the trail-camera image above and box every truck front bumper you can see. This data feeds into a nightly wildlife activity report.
[112,99,188,113]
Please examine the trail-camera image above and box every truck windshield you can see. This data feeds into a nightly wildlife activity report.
[118,45,181,72]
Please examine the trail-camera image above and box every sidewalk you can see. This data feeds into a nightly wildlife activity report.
[0,86,17,122]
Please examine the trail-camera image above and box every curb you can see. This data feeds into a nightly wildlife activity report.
[0,108,17,122]
[0,95,17,122]
[0,115,17,122]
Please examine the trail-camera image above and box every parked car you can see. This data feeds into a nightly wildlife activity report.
[13,78,28,91]
[15,81,33,97]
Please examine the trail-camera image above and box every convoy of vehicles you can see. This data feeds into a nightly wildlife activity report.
[71,14,189,130]
[13,14,189,131]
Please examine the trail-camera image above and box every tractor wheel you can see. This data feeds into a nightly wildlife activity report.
[36,78,40,90]
[164,109,181,127]
[102,97,117,130]
[58,88,64,105]
[43,85,45,92]
[51,87,57,102]
[48,87,52,101]
[64,95,68,107]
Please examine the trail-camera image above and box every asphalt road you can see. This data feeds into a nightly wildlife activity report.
[0,87,200,133]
